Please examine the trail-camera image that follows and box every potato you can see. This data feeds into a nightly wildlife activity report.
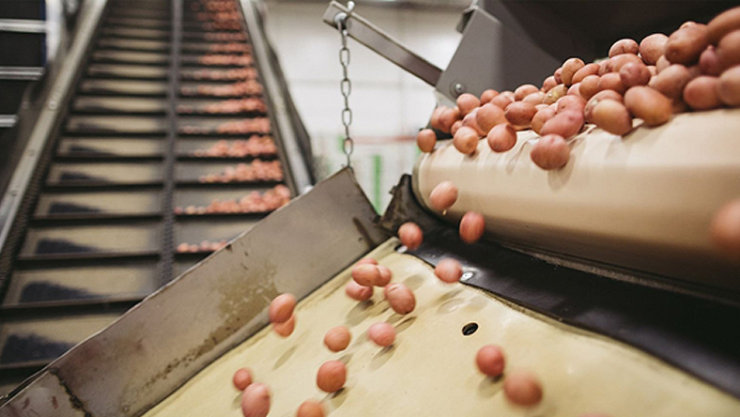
[505,101,537,126]
[503,371,543,406]
[554,67,563,83]
[639,33,669,65]
[648,64,691,99]
[384,283,416,314]
[398,222,423,250]
[707,6,740,44]
[429,181,458,211]
[476,103,506,132]
[609,38,639,57]
[598,58,611,76]
[544,84,567,104]
[700,45,723,75]
[356,257,377,266]
[450,120,462,135]
[656,55,671,72]
[324,326,351,352]
[416,129,436,153]
[567,82,582,97]
[619,62,652,87]
[368,322,396,347]
[683,75,721,109]
[718,65,740,106]
[532,106,557,134]
[624,86,672,126]
[579,75,601,99]
[241,383,271,417]
[456,93,480,116]
[462,108,486,136]
[597,72,625,94]
[523,91,546,105]
[434,258,463,283]
[345,281,373,301]
[609,53,643,73]
[572,63,600,84]
[438,107,460,133]
[352,264,380,287]
[376,265,392,287]
[561,57,585,86]
[665,25,710,64]
[540,110,584,139]
[542,75,557,92]
[648,65,657,76]
[556,95,586,114]
[296,400,325,417]
[459,211,485,243]
[453,126,479,155]
[269,293,296,324]
[429,107,444,130]
[585,90,624,122]
[491,91,515,109]
[515,84,539,101]
[591,99,633,136]
[717,30,740,69]
[480,89,499,104]
[316,361,346,393]
[233,368,253,391]
[487,123,517,152]
[273,314,295,337]
[530,134,570,170]
[710,198,740,260]
[476,345,505,377]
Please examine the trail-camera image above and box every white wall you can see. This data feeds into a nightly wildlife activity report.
[262,1,463,211]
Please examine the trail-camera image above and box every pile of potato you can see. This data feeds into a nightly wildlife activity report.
[419,6,740,171]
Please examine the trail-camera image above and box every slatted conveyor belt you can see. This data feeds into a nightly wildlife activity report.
[0,0,308,394]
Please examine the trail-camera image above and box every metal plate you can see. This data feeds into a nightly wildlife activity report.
[45,162,163,185]
[57,137,165,157]
[19,222,162,257]
[34,190,162,217]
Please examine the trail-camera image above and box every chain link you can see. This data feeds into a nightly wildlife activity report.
[336,2,355,168]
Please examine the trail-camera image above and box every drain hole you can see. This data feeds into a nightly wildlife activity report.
[462,322,478,336]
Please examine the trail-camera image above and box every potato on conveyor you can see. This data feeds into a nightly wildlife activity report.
[296,400,325,417]
[345,280,373,301]
[384,283,416,314]
[368,322,396,347]
[434,258,463,284]
[398,221,423,250]
[233,368,253,391]
[269,293,296,324]
[503,371,543,406]
[459,211,485,244]
[241,383,271,417]
[476,345,505,377]
[351,264,381,287]
[316,360,347,393]
[324,326,351,352]
[429,181,458,211]
[273,314,296,337]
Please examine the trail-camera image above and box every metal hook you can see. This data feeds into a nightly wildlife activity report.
[334,1,355,31]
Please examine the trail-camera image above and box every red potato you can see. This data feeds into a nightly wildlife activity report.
[542,75,557,92]
[544,84,568,104]
[707,6,740,44]
[640,33,669,65]
[416,129,436,153]
[717,30,740,70]
[514,84,539,101]
[352,264,380,287]
[296,400,325,417]
[480,89,499,104]
[648,64,692,99]
[710,199,740,260]
[700,46,723,75]
[503,371,543,407]
[457,93,480,116]
[476,103,507,132]
[591,99,633,136]
[648,65,658,76]
[561,58,585,86]
[683,76,722,110]
[450,120,462,136]
[368,322,396,347]
[434,258,463,283]
[233,368,253,391]
[241,383,271,417]
[429,181,458,211]
[505,102,537,126]
[376,265,392,287]
[273,314,296,337]
[598,58,611,76]
[345,281,373,301]
[429,107,444,131]
[532,106,557,135]
[398,222,423,250]
[453,126,480,155]
[567,82,582,97]
[530,134,570,170]
[384,283,416,314]
[459,211,485,243]
[624,86,673,126]
[324,326,351,352]
[476,345,505,377]
[269,293,296,324]
[316,361,346,393]
[438,107,461,133]
[598,72,626,94]
[491,92,515,110]
[619,62,652,87]
[610,38,639,57]
[665,24,710,64]
[572,63,600,84]
[540,110,584,139]
[357,258,377,267]
[535,104,549,111]
[579,75,601,99]
[554,67,563,84]
[523,91,546,105]
[462,109,486,136]
[556,95,586,114]
[487,123,518,152]
[608,53,642,72]
[718,65,740,106]
[656,55,671,73]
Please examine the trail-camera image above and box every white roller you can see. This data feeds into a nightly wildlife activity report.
[414,108,740,292]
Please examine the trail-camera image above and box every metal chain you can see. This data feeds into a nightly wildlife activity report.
[335,1,355,168]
